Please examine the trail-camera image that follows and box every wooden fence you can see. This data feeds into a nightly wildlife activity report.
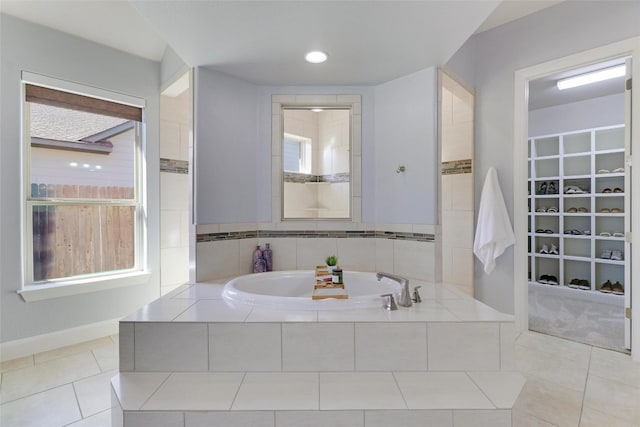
[32,184,135,281]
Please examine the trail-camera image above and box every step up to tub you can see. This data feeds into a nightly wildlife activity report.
[111,370,525,427]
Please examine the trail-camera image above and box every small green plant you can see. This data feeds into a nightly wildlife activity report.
[325,255,338,267]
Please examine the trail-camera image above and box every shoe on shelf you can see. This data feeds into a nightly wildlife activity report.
[539,244,549,254]
[599,280,613,293]
[567,207,578,213]
[611,250,624,261]
[611,208,622,213]
[549,244,559,255]
[612,167,625,173]
[568,278,581,289]
[536,207,547,212]
[546,275,558,285]
[547,182,557,194]
[599,208,611,213]
[547,206,558,213]
[612,232,624,238]
[600,249,612,259]
[538,182,547,195]
[577,279,590,290]
[613,187,623,193]
[583,230,591,235]
[602,188,612,193]
[538,275,549,284]
[577,207,589,213]
[597,169,610,174]
[599,231,612,237]
[612,281,624,295]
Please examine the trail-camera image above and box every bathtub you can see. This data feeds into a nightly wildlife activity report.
[222,270,401,310]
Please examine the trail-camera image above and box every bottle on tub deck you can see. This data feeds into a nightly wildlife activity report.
[263,243,273,272]
[332,266,343,284]
[253,245,266,273]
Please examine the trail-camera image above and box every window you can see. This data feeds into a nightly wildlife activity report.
[23,78,145,286]
[283,133,312,174]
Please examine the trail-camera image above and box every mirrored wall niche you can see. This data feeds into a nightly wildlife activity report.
[272,95,361,222]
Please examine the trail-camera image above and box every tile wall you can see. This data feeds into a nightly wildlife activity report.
[195,223,437,282]
[160,85,191,295]
[440,72,475,296]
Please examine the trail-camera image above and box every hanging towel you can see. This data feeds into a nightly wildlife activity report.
[473,167,515,274]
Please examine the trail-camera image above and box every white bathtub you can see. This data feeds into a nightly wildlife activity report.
[222,270,401,310]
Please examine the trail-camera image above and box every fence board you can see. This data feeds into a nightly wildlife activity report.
[32,183,135,281]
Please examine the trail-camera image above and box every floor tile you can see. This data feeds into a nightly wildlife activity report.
[439,299,514,321]
[516,344,589,392]
[579,406,639,427]
[232,373,319,410]
[0,351,101,404]
[74,370,118,417]
[589,347,640,389]
[583,374,640,423]
[0,384,81,427]
[394,372,494,410]
[512,409,558,426]
[142,372,243,410]
[453,409,511,427]
[513,376,582,427]
[516,331,592,365]
[320,372,405,410]
[66,409,112,427]
[34,337,113,364]
[92,339,119,372]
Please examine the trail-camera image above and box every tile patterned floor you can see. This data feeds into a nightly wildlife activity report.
[0,331,638,426]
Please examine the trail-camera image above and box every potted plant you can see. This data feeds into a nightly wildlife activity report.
[325,255,338,267]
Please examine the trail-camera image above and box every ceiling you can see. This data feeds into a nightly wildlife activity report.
[529,58,628,110]
[1,0,565,86]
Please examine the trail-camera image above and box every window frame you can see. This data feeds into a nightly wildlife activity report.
[283,132,312,174]
[19,73,149,301]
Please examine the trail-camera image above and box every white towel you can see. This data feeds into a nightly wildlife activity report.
[473,167,515,274]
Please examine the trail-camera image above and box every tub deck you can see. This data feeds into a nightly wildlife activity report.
[112,277,524,427]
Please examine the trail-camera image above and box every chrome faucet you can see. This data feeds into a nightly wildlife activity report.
[376,272,412,307]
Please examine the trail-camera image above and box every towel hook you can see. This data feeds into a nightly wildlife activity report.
[396,165,406,174]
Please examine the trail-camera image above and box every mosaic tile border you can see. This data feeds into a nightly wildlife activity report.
[197,229,435,243]
[442,159,472,175]
[283,172,350,184]
[160,158,189,174]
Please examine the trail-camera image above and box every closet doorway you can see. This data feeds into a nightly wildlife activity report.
[526,58,630,352]
[514,38,640,360]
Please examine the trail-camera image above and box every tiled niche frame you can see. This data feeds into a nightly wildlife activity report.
[272,94,362,224]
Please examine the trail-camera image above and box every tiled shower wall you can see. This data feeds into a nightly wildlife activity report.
[160,88,191,295]
[440,72,474,296]
[196,224,437,282]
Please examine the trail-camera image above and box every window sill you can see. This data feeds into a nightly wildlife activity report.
[18,271,151,302]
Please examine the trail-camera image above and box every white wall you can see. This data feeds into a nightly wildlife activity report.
[529,93,625,137]
[0,14,161,343]
[194,67,258,224]
[446,1,640,313]
[374,67,438,224]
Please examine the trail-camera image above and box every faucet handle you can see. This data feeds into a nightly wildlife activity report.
[380,293,398,311]
[412,286,422,303]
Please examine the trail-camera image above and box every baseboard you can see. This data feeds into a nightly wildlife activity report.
[0,318,120,362]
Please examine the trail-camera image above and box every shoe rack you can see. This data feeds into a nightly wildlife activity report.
[528,124,627,295]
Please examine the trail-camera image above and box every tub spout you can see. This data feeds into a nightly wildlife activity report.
[376,272,412,307]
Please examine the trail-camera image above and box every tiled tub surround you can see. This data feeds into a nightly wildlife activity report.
[112,278,524,427]
[196,225,438,283]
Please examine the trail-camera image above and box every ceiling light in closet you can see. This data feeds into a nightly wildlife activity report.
[557,65,626,90]
[305,51,328,64]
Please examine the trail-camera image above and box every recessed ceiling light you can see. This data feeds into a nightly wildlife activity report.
[311,108,323,112]
[305,51,328,64]
[557,65,626,90]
